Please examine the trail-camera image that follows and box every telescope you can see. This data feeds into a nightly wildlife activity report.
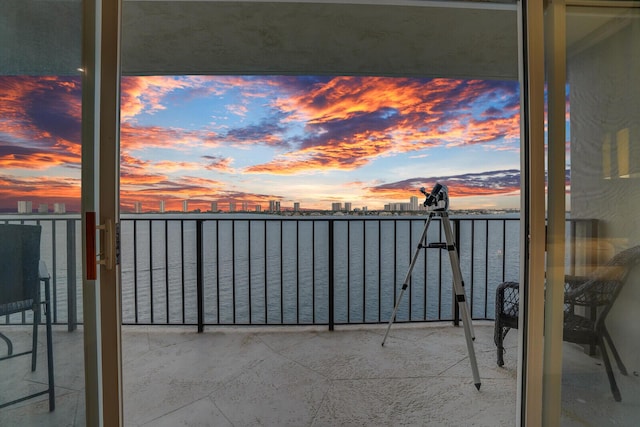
[420,183,449,211]
[382,182,481,390]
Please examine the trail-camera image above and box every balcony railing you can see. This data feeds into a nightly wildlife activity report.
[1,214,598,331]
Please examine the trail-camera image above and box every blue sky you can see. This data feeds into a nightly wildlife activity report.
[0,75,524,212]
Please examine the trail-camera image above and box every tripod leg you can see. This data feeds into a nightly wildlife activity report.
[382,213,434,346]
[441,215,475,338]
[382,286,407,346]
[441,214,481,389]
[457,295,482,389]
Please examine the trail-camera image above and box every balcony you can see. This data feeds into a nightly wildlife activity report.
[3,323,640,426]
[1,322,515,426]
[4,214,637,426]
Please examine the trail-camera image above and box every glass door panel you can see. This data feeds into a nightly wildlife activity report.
[545,2,640,425]
[0,1,87,424]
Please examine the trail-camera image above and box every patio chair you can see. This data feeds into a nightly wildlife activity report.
[494,245,640,402]
[0,224,55,411]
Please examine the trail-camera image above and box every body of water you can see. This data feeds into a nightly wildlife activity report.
[1,213,521,326]
[117,214,521,325]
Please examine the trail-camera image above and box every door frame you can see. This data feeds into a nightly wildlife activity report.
[98,0,124,424]
[517,0,547,425]
[81,0,124,425]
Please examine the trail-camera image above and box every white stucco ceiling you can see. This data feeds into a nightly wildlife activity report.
[1,0,520,79]
[120,0,520,79]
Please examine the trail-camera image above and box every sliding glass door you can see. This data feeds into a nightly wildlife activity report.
[544,1,640,425]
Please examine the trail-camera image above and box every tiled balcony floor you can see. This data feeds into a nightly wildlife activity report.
[1,322,638,426]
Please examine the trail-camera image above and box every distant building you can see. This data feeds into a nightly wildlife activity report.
[38,203,48,213]
[229,202,236,212]
[134,202,142,213]
[332,202,342,212]
[344,202,352,212]
[255,205,262,212]
[387,202,410,211]
[210,201,218,212]
[269,200,281,212]
[17,201,32,214]
[159,200,165,213]
[182,200,188,212]
[53,203,66,214]
[410,196,419,211]
[294,202,300,212]
[241,202,248,211]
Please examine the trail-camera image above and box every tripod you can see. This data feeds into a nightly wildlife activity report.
[381,184,481,390]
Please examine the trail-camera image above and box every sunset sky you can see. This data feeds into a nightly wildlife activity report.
[0,75,524,213]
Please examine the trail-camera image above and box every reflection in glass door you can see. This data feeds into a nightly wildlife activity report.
[545,2,640,425]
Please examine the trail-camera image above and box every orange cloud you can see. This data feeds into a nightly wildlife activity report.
[243,77,519,174]
[275,77,435,123]
[120,123,220,152]
[0,149,78,170]
[245,131,396,174]
[0,174,81,211]
[202,156,234,172]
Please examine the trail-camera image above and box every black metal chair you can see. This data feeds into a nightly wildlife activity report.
[0,224,55,411]
[494,245,640,402]
[494,280,520,368]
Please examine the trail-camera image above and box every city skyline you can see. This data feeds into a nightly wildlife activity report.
[9,194,463,214]
[0,75,526,212]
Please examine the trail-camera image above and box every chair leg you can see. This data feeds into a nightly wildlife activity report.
[602,326,627,376]
[495,321,507,367]
[0,332,13,356]
[598,334,621,402]
[44,278,55,412]
[32,305,40,372]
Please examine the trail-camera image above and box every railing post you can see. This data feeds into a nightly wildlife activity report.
[328,220,334,331]
[452,218,460,326]
[67,219,77,331]
[196,220,204,333]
